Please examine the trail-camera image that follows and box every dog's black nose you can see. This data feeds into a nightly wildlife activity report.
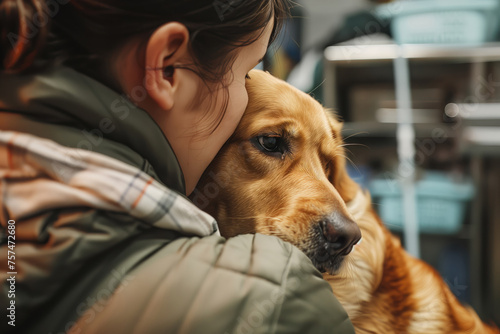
[319,213,361,256]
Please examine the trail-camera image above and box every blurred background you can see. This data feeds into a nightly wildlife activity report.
[262,0,500,325]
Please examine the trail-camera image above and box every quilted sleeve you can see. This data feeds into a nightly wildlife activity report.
[73,233,355,334]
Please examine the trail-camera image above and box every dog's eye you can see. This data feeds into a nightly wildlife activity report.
[258,136,279,151]
[251,135,289,158]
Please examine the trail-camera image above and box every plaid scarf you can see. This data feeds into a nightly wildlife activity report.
[0,131,219,237]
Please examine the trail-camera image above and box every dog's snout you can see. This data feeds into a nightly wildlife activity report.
[319,214,361,256]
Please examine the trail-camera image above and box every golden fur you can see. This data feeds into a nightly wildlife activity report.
[193,70,499,333]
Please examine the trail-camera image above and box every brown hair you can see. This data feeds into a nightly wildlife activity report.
[1,0,288,80]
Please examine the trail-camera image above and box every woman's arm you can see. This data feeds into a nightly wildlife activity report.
[66,233,355,334]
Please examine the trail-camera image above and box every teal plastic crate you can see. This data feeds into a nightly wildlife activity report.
[375,0,499,45]
[369,172,474,234]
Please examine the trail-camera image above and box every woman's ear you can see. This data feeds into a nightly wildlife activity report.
[144,22,190,111]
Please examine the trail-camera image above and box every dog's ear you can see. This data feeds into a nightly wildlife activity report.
[326,111,359,203]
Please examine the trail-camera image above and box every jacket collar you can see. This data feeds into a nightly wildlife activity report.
[0,65,185,194]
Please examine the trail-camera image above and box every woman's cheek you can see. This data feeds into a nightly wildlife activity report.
[228,86,248,130]
[211,84,247,147]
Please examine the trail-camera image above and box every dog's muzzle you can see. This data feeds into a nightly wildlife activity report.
[319,213,361,257]
[308,212,362,274]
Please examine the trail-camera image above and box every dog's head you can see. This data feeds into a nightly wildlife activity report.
[193,70,361,274]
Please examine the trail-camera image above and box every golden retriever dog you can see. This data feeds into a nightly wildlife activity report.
[192,70,499,334]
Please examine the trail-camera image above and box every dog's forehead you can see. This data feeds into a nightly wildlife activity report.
[242,70,338,143]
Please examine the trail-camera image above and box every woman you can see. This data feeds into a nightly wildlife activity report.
[0,1,354,333]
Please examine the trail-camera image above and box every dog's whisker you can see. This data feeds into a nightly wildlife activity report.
[307,78,326,97]
[342,131,369,142]
[223,216,282,221]
[339,142,369,150]
[379,222,402,229]
[337,153,361,176]
[342,147,355,161]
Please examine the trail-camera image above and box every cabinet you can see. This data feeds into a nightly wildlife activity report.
[323,42,500,320]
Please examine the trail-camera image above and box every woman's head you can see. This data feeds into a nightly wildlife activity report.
[1,0,289,195]
[1,0,287,83]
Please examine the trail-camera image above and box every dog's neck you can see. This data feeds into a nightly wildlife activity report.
[345,189,370,221]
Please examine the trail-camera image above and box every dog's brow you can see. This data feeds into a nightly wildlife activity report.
[250,120,299,138]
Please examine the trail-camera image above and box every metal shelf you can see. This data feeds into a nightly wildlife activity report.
[325,42,500,64]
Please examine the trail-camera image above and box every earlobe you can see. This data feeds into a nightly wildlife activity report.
[144,22,190,111]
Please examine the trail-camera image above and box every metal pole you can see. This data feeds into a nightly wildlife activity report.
[393,46,420,258]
